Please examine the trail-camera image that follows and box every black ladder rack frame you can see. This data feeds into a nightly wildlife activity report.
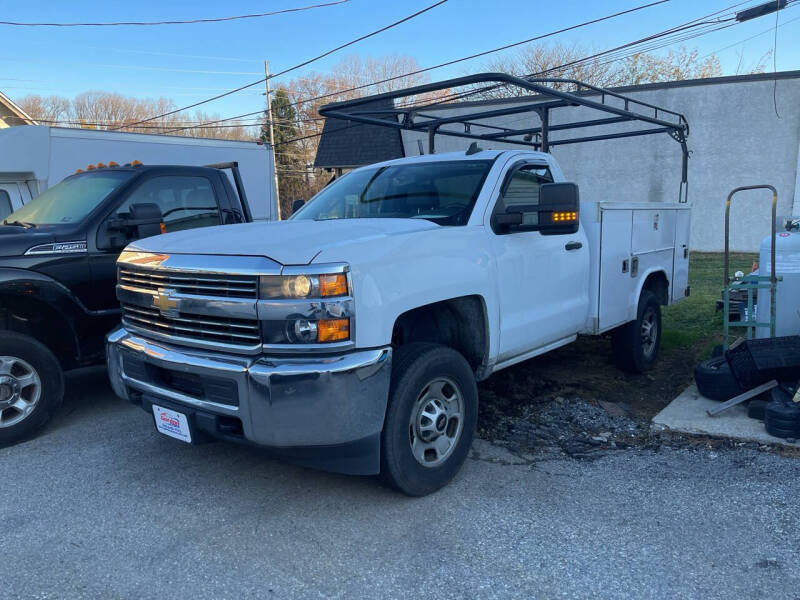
[319,72,690,202]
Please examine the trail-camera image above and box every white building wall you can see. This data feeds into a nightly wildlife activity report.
[400,76,800,252]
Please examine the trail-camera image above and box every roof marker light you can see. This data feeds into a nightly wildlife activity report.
[108,161,119,167]
[131,160,142,167]
[86,164,96,170]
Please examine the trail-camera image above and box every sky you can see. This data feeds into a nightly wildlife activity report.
[2,0,799,122]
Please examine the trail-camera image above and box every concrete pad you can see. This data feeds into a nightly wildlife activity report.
[652,384,800,447]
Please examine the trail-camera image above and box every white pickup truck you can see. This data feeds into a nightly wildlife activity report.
[106,146,690,495]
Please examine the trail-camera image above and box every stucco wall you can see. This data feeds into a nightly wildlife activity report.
[399,76,800,252]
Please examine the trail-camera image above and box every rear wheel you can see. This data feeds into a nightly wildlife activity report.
[0,332,64,446]
[611,290,662,373]
[380,343,477,496]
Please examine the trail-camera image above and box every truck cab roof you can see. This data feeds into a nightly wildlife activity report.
[353,149,554,174]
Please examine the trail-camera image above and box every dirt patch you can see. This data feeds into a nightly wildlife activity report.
[475,335,714,457]
[478,334,699,422]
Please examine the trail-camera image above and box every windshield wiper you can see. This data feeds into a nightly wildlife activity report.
[2,220,36,229]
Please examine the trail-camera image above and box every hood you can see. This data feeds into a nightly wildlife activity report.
[131,218,440,265]
[0,225,62,257]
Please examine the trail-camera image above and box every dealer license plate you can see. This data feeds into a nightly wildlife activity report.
[152,405,192,443]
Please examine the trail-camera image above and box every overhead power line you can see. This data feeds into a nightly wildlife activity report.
[272,1,775,147]
[165,0,671,134]
[0,1,349,27]
[112,0,450,131]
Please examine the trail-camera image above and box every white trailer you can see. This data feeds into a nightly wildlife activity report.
[0,125,277,221]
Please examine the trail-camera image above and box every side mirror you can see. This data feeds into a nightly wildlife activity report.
[291,198,305,215]
[537,182,580,235]
[127,203,164,238]
[496,182,580,235]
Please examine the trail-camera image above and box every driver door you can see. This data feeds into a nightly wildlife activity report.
[89,174,223,312]
[489,162,590,362]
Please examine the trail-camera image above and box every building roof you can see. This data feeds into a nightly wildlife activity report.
[0,91,37,126]
[313,97,403,169]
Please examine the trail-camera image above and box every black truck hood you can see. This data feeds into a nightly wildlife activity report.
[0,224,85,257]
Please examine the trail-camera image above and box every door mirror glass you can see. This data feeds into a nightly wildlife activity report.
[291,198,305,215]
[99,202,164,250]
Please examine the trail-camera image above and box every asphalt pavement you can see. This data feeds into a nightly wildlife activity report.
[2,368,799,600]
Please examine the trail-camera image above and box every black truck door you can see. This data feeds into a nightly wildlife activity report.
[89,173,225,312]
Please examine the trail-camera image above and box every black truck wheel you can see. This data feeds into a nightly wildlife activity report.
[694,356,742,401]
[380,343,478,496]
[612,290,662,373]
[0,332,64,446]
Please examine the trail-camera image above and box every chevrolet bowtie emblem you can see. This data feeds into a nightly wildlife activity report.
[152,288,180,317]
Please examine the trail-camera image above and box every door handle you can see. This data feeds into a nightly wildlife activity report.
[565,241,582,251]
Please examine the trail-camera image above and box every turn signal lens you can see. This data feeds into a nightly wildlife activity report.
[318,318,349,342]
[552,211,577,222]
[319,273,347,297]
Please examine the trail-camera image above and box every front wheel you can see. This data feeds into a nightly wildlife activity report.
[611,290,662,373]
[380,343,478,496]
[0,332,64,446]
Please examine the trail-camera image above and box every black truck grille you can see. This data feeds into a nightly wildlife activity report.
[121,303,261,348]
[119,266,258,299]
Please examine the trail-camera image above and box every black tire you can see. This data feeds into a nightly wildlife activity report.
[0,332,64,446]
[611,290,662,373]
[694,356,742,401]
[747,398,767,421]
[380,343,478,496]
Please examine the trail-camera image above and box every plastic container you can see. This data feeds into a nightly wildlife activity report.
[756,216,800,338]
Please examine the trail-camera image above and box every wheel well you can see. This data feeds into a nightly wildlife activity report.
[0,296,79,369]
[642,271,669,305]
[391,296,488,375]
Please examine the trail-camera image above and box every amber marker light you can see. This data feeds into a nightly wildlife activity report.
[86,164,96,170]
[319,273,348,297]
[96,162,106,168]
[108,161,119,167]
[131,160,142,166]
[75,169,83,173]
[318,318,349,342]
[552,211,577,222]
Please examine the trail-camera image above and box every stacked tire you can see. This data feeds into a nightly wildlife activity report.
[694,356,741,401]
[764,385,800,439]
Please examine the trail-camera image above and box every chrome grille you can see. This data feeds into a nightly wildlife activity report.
[118,266,258,299]
[121,303,261,347]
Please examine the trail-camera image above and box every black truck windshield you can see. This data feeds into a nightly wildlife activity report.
[4,171,134,226]
[293,160,494,226]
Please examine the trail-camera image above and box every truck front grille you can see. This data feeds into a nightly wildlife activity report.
[121,303,261,348]
[119,266,258,299]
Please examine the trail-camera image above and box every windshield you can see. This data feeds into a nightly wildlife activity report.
[4,171,134,226]
[293,160,494,226]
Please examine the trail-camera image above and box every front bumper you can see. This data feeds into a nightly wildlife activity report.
[106,327,392,474]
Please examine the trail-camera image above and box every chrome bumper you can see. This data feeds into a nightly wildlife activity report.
[106,326,392,448]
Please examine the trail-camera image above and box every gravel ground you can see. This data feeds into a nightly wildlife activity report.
[2,368,800,599]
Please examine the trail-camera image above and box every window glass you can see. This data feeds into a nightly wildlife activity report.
[501,166,552,208]
[114,176,220,234]
[0,190,12,220]
[5,171,133,225]
[293,160,494,226]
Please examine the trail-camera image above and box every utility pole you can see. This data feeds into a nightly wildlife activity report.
[264,60,282,219]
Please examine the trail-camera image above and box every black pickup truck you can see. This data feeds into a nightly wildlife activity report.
[0,161,253,444]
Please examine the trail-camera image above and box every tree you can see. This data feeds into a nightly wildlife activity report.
[264,88,306,218]
[475,43,726,98]
[15,92,257,140]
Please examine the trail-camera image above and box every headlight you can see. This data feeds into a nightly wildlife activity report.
[259,273,348,299]
[259,268,352,345]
